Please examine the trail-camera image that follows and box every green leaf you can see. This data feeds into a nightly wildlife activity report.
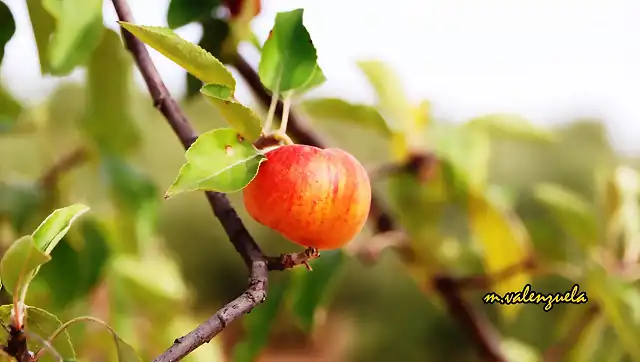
[586,265,640,361]
[0,235,51,297]
[200,84,263,141]
[258,8,326,93]
[165,128,266,198]
[100,156,159,252]
[301,98,392,137]
[533,182,597,249]
[0,305,76,359]
[0,1,15,65]
[118,22,235,88]
[468,190,530,321]
[83,29,140,155]
[357,60,411,132]
[26,0,56,74]
[38,219,111,308]
[464,114,557,142]
[167,0,221,29]
[47,0,104,75]
[290,250,345,333]
[0,83,23,133]
[233,274,290,362]
[0,180,44,233]
[32,203,90,254]
[186,18,231,98]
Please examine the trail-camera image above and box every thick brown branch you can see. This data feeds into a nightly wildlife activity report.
[111,2,270,361]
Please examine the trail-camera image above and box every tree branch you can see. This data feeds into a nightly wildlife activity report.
[38,147,88,190]
[543,304,600,362]
[232,54,507,362]
[110,2,312,361]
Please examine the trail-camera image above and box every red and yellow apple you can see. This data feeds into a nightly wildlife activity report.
[243,144,371,250]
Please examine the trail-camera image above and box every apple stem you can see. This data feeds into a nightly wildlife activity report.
[263,81,280,134]
[278,92,293,134]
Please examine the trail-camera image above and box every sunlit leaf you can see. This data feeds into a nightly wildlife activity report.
[47,0,103,75]
[164,128,266,198]
[167,0,221,29]
[0,0,15,65]
[258,8,326,93]
[38,219,111,308]
[607,166,640,257]
[83,29,140,155]
[468,190,530,320]
[200,84,263,142]
[32,203,90,254]
[186,18,231,98]
[118,22,236,88]
[585,265,640,361]
[291,250,345,333]
[233,274,290,362]
[356,60,411,133]
[301,98,391,137]
[0,305,75,360]
[26,0,55,74]
[464,114,556,142]
[533,182,597,249]
[0,235,51,297]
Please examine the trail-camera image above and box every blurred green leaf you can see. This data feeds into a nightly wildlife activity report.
[464,114,556,142]
[607,166,640,256]
[83,29,140,155]
[357,60,411,133]
[301,98,391,137]
[186,18,231,98]
[468,190,530,320]
[233,274,290,362]
[32,203,90,254]
[118,22,236,88]
[291,249,345,333]
[0,0,15,65]
[167,0,220,29]
[100,156,158,252]
[165,127,266,198]
[568,315,605,362]
[533,182,597,249]
[110,253,189,317]
[586,265,640,360]
[0,83,23,133]
[0,235,51,297]
[0,305,75,360]
[46,0,103,75]
[0,180,44,232]
[38,219,110,308]
[26,0,55,74]
[258,8,326,93]
[200,84,263,141]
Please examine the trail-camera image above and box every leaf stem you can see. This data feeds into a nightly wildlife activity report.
[33,316,116,360]
[263,81,280,134]
[279,92,293,134]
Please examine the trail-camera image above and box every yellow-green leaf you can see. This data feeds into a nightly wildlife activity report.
[0,235,51,297]
[200,84,262,142]
[465,114,557,142]
[118,22,235,89]
[26,0,56,74]
[468,190,530,320]
[301,98,391,137]
[165,128,266,198]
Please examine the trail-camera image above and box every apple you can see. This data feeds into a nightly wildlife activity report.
[243,144,371,250]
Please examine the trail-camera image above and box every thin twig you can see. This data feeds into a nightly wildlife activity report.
[38,147,88,189]
[232,54,507,362]
[543,304,600,362]
[111,2,311,361]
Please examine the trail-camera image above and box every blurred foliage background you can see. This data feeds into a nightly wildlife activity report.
[1,0,640,362]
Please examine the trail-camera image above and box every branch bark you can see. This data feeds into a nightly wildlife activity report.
[111,2,315,361]
[232,54,507,362]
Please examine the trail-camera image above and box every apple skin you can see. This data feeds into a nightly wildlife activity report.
[243,144,372,250]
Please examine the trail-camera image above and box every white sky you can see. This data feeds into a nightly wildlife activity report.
[2,0,640,155]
